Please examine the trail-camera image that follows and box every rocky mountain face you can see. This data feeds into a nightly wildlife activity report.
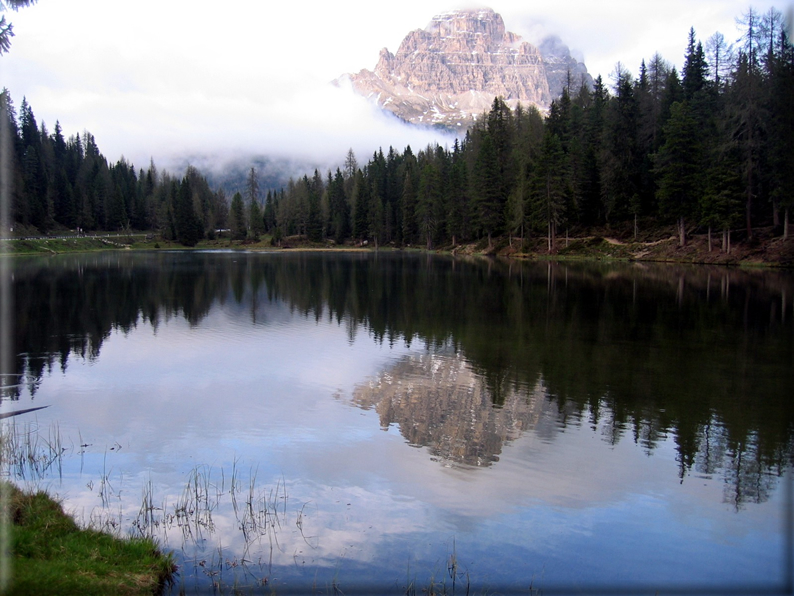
[340,8,591,129]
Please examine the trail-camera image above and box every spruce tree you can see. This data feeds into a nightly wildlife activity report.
[174,177,202,246]
[600,66,640,224]
[229,192,246,240]
[529,132,568,252]
[416,162,441,250]
[249,198,264,239]
[401,161,418,245]
[472,133,503,247]
[351,169,369,242]
[654,101,700,246]
[446,142,470,245]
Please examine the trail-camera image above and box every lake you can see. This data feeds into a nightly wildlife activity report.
[2,250,793,594]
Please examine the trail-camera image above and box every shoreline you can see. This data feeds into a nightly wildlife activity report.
[1,482,175,595]
[2,229,792,268]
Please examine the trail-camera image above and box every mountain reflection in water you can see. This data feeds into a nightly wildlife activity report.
[5,251,794,513]
[352,350,547,467]
[3,250,792,592]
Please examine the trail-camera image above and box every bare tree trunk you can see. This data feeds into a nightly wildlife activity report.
[708,225,712,252]
[746,167,753,240]
[678,217,686,247]
[548,221,557,253]
[727,229,731,254]
[785,208,789,240]
[634,213,638,240]
[547,221,551,253]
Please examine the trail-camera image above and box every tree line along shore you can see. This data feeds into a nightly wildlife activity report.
[3,7,792,263]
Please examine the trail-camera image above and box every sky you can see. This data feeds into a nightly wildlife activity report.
[1,0,791,175]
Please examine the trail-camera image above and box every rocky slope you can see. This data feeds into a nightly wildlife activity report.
[340,8,591,128]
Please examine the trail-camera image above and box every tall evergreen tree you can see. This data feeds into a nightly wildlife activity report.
[416,162,442,250]
[351,169,370,242]
[600,65,640,223]
[472,133,504,247]
[529,132,569,252]
[728,50,766,240]
[327,169,349,243]
[174,177,202,246]
[763,11,794,237]
[401,158,419,245]
[654,101,701,246]
[446,141,470,245]
[229,191,246,240]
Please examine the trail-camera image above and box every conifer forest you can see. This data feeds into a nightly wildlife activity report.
[4,8,793,251]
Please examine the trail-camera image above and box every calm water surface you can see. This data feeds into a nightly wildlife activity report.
[3,251,793,594]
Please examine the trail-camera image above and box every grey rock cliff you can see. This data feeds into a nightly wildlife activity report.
[340,8,592,128]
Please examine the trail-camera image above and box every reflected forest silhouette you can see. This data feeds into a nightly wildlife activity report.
[7,251,794,507]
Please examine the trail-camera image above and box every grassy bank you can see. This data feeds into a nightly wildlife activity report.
[1,482,175,595]
[1,236,156,256]
[4,226,793,267]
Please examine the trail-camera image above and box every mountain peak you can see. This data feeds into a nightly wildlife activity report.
[424,8,506,38]
[340,8,592,129]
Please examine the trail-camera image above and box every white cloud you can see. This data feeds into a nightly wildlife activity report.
[3,0,790,171]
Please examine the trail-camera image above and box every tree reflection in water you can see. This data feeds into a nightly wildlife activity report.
[5,251,794,508]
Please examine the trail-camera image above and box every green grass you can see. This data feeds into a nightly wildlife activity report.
[2,237,137,255]
[2,482,175,595]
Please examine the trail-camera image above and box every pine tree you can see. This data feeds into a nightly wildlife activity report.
[472,133,503,247]
[529,132,568,252]
[401,160,418,245]
[446,141,470,245]
[263,190,276,233]
[654,101,700,246]
[249,198,264,239]
[229,192,246,240]
[349,169,367,242]
[416,162,442,250]
[327,169,349,243]
[728,51,765,240]
[306,170,324,242]
[764,12,794,238]
[368,176,384,248]
[505,163,527,247]
[600,65,640,223]
[579,77,606,225]
[682,28,709,102]
[174,177,202,246]
[701,145,743,253]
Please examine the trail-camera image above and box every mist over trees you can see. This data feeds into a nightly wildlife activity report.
[3,8,792,249]
[266,8,793,250]
[2,90,231,240]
